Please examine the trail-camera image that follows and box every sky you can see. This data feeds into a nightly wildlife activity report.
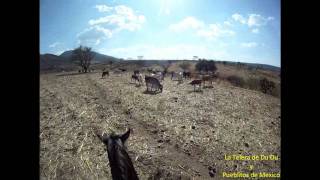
[40,0,280,67]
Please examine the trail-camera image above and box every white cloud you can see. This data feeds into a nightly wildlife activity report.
[247,14,274,27]
[48,42,71,55]
[232,13,246,24]
[89,5,145,31]
[169,17,234,40]
[77,26,112,46]
[49,42,60,48]
[241,42,258,48]
[196,24,235,40]
[267,17,275,21]
[169,17,204,32]
[95,5,113,12]
[54,48,72,56]
[252,28,259,33]
[78,5,145,46]
[89,15,119,26]
[223,21,232,26]
[232,13,274,27]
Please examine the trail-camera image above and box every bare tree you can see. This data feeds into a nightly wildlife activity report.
[72,45,95,73]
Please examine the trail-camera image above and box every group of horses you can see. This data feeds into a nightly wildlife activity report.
[101,68,218,93]
[189,73,218,91]
[78,68,95,73]
[132,70,163,93]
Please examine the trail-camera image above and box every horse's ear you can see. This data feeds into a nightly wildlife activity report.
[120,128,131,142]
[97,132,109,144]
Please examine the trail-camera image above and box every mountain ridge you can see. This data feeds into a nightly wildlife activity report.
[40,50,280,72]
[40,50,120,71]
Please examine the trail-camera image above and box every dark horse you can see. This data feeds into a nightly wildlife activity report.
[97,129,139,180]
[183,71,191,79]
[189,79,202,92]
[102,71,109,78]
[133,70,140,75]
[145,76,163,93]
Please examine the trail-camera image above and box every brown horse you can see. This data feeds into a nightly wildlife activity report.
[183,72,191,79]
[102,71,109,78]
[190,79,202,92]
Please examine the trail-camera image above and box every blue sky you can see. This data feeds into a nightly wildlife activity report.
[40,0,280,67]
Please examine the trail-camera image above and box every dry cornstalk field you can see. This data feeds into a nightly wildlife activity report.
[40,68,280,179]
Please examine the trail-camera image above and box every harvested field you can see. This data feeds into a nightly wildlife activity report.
[40,71,280,179]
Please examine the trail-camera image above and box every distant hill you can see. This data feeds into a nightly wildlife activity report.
[40,53,72,71]
[246,63,280,72]
[40,50,120,71]
[220,61,280,72]
[59,50,119,64]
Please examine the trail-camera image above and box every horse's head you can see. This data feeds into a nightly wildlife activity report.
[97,129,131,150]
[96,128,138,180]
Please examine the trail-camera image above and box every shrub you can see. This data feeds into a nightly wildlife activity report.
[246,77,261,90]
[247,66,255,71]
[195,59,217,73]
[260,78,276,94]
[179,62,191,71]
[226,76,280,97]
[270,83,280,97]
[226,75,246,87]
